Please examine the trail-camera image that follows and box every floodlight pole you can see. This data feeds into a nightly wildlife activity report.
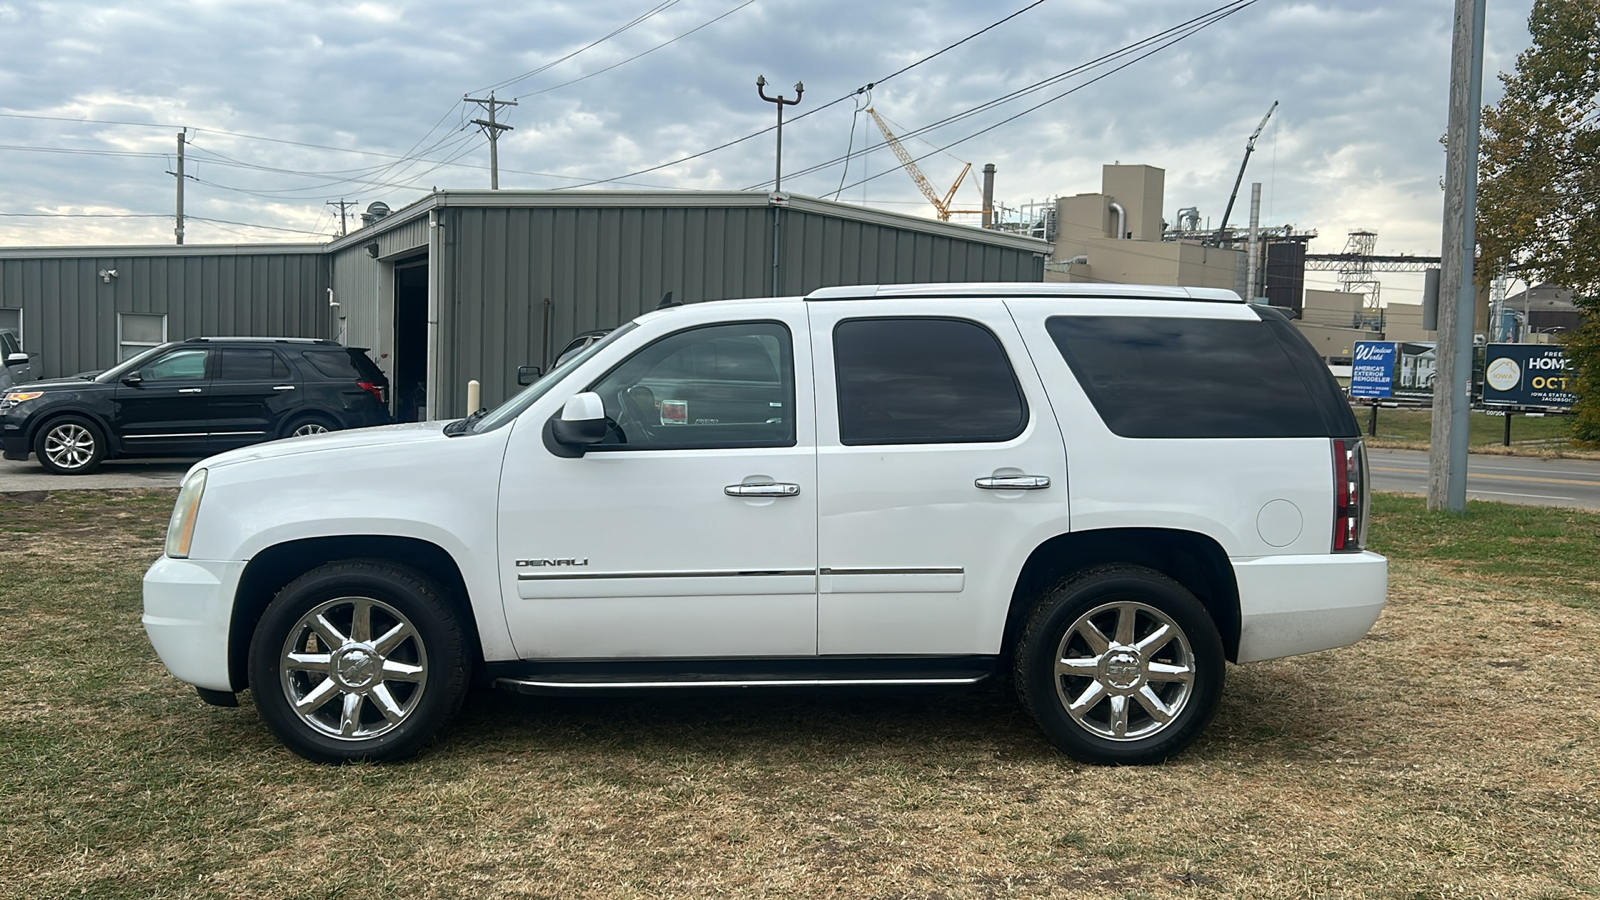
[757,75,803,192]
[1428,0,1486,513]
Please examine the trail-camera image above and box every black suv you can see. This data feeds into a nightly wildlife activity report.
[0,337,391,475]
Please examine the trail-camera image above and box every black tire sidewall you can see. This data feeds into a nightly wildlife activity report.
[1015,565,1225,765]
[248,561,467,764]
[280,414,339,440]
[34,414,106,475]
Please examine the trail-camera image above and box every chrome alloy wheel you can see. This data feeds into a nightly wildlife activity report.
[42,422,97,470]
[279,596,428,741]
[291,422,330,437]
[1054,600,1197,741]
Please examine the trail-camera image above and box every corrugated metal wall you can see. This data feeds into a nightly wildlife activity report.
[331,244,381,354]
[431,205,1044,416]
[0,252,330,378]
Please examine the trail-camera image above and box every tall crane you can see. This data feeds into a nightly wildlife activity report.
[1212,100,1278,245]
[867,108,986,221]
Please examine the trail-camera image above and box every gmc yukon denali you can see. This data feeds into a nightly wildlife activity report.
[143,283,1386,765]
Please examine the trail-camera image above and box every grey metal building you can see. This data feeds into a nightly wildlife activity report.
[2,190,1050,419]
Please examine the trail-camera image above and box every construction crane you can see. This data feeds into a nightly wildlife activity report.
[867,108,986,221]
[1212,100,1278,246]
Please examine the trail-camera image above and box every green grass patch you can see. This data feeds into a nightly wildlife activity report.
[1353,404,1577,448]
[1367,493,1600,610]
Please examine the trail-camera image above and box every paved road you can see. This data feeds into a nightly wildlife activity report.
[1369,447,1600,511]
[0,456,191,492]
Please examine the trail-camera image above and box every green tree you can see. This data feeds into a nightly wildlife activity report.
[1477,0,1600,444]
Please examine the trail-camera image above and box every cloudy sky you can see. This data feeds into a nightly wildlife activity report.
[0,0,1534,298]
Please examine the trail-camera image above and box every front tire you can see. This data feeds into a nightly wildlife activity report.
[248,560,469,763]
[1014,565,1224,765]
[35,415,106,475]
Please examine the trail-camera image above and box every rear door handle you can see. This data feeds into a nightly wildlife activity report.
[178,388,203,394]
[273,385,296,391]
[975,475,1050,490]
[725,482,801,498]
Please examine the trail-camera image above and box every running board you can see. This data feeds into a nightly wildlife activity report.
[494,671,990,695]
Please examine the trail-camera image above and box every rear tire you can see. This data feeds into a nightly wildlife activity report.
[281,413,339,439]
[248,560,469,764]
[34,415,106,475]
[1014,564,1224,765]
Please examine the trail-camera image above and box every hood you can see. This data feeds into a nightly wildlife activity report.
[8,375,101,391]
[195,420,452,473]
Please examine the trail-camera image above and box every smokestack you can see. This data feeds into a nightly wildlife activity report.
[981,163,996,229]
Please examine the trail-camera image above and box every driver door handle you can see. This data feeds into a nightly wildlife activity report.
[725,482,801,498]
[975,475,1051,490]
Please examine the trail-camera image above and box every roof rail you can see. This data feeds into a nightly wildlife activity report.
[803,282,1245,303]
[183,336,340,345]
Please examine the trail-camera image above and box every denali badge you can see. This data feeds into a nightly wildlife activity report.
[515,558,589,567]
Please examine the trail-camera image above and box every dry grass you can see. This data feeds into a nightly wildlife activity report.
[2,489,1598,899]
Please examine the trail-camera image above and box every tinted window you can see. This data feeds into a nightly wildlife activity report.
[216,348,290,381]
[140,348,209,382]
[589,322,794,450]
[1045,315,1332,438]
[834,317,1027,445]
[301,349,381,381]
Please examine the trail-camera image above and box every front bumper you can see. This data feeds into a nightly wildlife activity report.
[1232,550,1388,663]
[142,556,247,692]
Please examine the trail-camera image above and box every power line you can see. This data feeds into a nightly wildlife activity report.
[472,0,683,95]
[556,0,1051,190]
[759,0,1256,191]
[521,0,758,97]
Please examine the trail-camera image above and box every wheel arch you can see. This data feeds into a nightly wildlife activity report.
[228,535,480,691]
[28,406,119,454]
[1003,528,1241,663]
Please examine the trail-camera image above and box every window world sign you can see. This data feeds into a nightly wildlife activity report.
[1349,341,1397,398]
[1483,344,1575,410]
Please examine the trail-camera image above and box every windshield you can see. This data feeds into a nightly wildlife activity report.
[95,343,174,383]
[470,322,638,434]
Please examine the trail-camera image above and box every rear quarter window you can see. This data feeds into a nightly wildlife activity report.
[1046,312,1348,438]
[302,349,384,381]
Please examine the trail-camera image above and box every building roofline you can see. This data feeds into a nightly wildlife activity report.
[325,189,1052,255]
[0,242,328,260]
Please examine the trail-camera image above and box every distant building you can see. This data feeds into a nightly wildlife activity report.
[1505,282,1583,335]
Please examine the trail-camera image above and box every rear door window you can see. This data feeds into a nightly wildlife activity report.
[1045,314,1333,438]
[215,348,291,381]
[833,317,1027,445]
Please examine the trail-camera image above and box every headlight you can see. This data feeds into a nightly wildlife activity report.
[2,391,43,407]
[165,468,208,559]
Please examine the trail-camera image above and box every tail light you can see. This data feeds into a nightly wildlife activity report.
[357,381,386,404]
[1331,438,1369,552]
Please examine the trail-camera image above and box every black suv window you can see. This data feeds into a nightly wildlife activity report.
[834,317,1027,445]
[301,349,384,381]
[589,321,794,450]
[216,348,291,381]
[1045,314,1331,438]
[140,348,210,382]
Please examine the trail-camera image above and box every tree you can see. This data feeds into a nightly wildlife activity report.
[1477,0,1600,443]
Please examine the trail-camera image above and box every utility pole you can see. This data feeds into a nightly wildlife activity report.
[326,199,355,237]
[756,75,803,191]
[1428,0,1486,513]
[464,92,517,189]
[172,132,186,244]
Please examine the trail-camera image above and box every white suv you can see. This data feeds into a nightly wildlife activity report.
[143,283,1386,766]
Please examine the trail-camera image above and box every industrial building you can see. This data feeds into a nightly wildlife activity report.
[0,190,1049,419]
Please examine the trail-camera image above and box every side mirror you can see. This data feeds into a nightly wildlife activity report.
[552,391,607,447]
[517,365,542,386]
[121,371,143,386]
[4,352,27,367]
